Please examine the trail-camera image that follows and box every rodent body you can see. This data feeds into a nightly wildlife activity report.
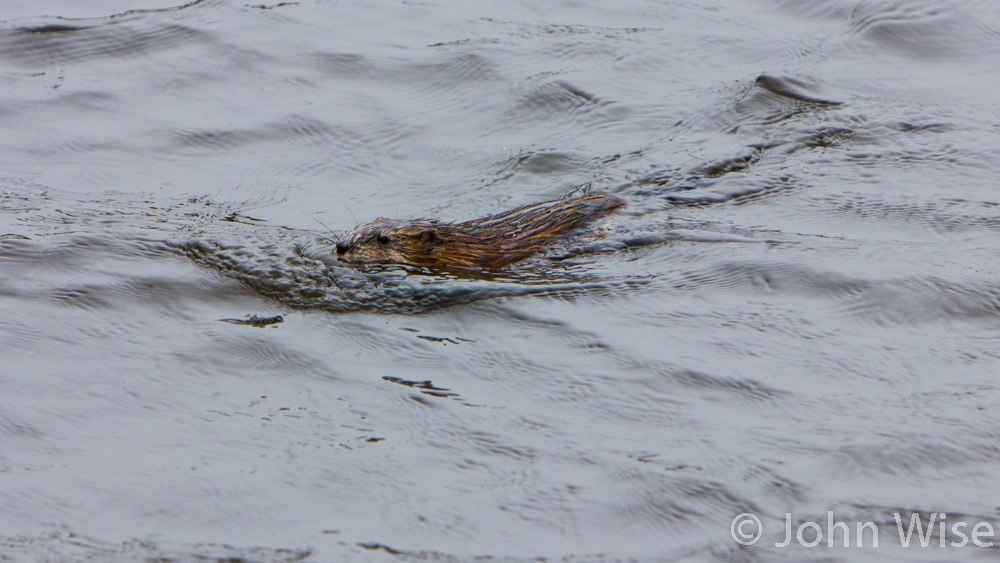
[335,193,625,269]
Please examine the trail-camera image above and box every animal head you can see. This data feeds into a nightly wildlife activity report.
[336,218,441,267]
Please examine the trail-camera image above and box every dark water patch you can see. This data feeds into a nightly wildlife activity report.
[645,173,801,211]
[515,23,660,66]
[399,327,477,345]
[849,504,1000,534]
[561,358,796,431]
[668,368,789,403]
[722,176,800,207]
[383,376,460,400]
[48,285,116,312]
[0,417,44,440]
[498,20,658,41]
[219,313,284,327]
[844,0,1000,60]
[664,259,1000,327]
[783,110,976,166]
[844,145,973,169]
[642,307,839,343]
[523,79,603,108]
[695,151,762,178]
[548,231,675,261]
[554,373,689,427]
[437,429,539,463]
[311,51,503,89]
[473,349,575,384]
[494,149,590,176]
[888,121,956,135]
[835,437,1000,477]
[0,86,122,129]
[623,166,685,193]
[627,220,797,250]
[172,128,259,152]
[0,529,310,562]
[789,126,859,151]
[620,145,800,207]
[478,18,664,73]
[247,1,299,10]
[0,233,269,324]
[839,276,1000,326]
[0,183,48,214]
[321,318,463,361]
[171,115,411,154]
[429,37,501,49]
[189,330,336,381]
[613,470,758,534]
[411,52,505,86]
[3,0,212,22]
[415,334,469,345]
[0,319,50,352]
[0,19,209,67]
[723,74,841,133]
[276,115,338,144]
[5,187,287,238]
[770,0,1000,62]
[804,192,1000,234]
[753,74,842,108]
[0,234,177,267]
[678,72,846,143]
[622,84,983,209]
[181,117,420,180]
[44,135,122,156]
[660,260,837,296]
[505,78,611,127]
[14,24,82,34]
[308,51,372,78]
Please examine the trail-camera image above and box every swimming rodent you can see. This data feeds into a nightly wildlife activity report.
[335,193,625,269]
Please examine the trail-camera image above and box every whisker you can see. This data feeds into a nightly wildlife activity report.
[337,197,359,227]
[304,213,342,243]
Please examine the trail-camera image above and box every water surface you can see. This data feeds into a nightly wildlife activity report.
[2,0,1000,561]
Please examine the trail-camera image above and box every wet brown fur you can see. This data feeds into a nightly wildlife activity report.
[336,193,625,269]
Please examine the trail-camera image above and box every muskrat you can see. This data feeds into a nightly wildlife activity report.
[335,193,625,269]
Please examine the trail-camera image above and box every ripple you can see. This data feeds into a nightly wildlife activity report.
[0,529,309,562]
[719,73,842,133]
[182,234,648,314]
[0,185,631,315]
[613,469,759,536]
[170,115,417,181]
[804,192,1000,234]
[668,369,789,403]
[190,331,336,381]
[311,51,503,86]
[3,1,1000,558]
[495,149,589,175]
[0,18,209,67]
[498,78,615,132]
[517,79,603,113]
[845,0,1000,60]
[662,259,1000,327]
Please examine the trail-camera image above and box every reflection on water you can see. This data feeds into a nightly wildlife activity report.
[2,0,1000,560]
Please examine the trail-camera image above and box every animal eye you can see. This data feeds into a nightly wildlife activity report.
[378,235,390,244]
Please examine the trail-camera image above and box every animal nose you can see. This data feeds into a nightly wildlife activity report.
[336,242,349,255]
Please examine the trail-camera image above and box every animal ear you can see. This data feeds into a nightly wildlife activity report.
[418,229,436,242]
[374,217,390,223]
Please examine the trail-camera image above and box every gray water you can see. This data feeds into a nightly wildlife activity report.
[2,0,1000,561]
